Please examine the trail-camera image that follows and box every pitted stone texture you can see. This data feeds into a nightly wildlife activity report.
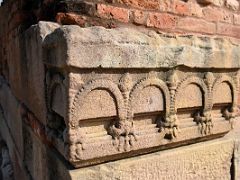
[45,64,238,168]
[235,139,240,180]
[44,25,240,69]
[21,22,60,124]
[66,119,239,180]
[228,119,240,180]
[225,0,239,11]
[68,138,234,180]
[43,22,239,167]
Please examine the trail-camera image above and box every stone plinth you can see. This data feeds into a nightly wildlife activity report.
[48,119,240,180]
[42,23,240,167]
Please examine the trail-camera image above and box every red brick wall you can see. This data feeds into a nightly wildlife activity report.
[0,2,58,178]
[1,0,240,82]
[0,0,56,80]
[56,0,240,39]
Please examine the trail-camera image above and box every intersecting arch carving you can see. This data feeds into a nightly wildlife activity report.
[70,79,125,128]
[175,76,208,110]
[129,77,170,115]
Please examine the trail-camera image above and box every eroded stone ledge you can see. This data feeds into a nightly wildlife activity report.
[43,25,240,69]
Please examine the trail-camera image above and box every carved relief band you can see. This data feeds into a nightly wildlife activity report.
[43,25,240,167]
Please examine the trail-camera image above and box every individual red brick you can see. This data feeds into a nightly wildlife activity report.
[56,13,87,27]
[97,4,129,23]
[174,0,190,16]
[221,10,232,23]
[177,17,216,34]
[203,7,232,23]
[131,10,148,25]
[116,0,160,10]
[189,2,203,17]
[147,13,178,29]
[233,14,240,25]
[218,23,240,38]
[56,12,118,28]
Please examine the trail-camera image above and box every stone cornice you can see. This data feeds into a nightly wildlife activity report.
[43,25,240,69]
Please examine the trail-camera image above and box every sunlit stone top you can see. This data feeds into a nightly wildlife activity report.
[44,25,240,69]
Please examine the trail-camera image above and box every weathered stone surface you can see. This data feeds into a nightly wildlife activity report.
[234,139,240,179]
[230,118,240,180]
[31,120,239,180]
[44,25,240,69]
[42,23,240,167]
[0,82,239,180]
[57,119,240,180]
[2,21,60,125]
[235,139,240,179]
[20,22,60,124]
[70,139,234,180]
[0,82,239,179]
[225,0,239,10]
[45,68,238,167]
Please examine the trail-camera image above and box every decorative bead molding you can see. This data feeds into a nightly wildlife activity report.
[45,68,239,167]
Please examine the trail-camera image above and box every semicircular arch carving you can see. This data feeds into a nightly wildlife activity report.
[129,77,170,115]
[212,75,237,106]
[175,76,208,110]
[70,79,125,128]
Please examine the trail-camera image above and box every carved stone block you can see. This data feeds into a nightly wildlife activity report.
[43,24,240,167]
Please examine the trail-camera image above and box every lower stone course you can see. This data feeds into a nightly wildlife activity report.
[68,136,238,180]
[47,121,240,180]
